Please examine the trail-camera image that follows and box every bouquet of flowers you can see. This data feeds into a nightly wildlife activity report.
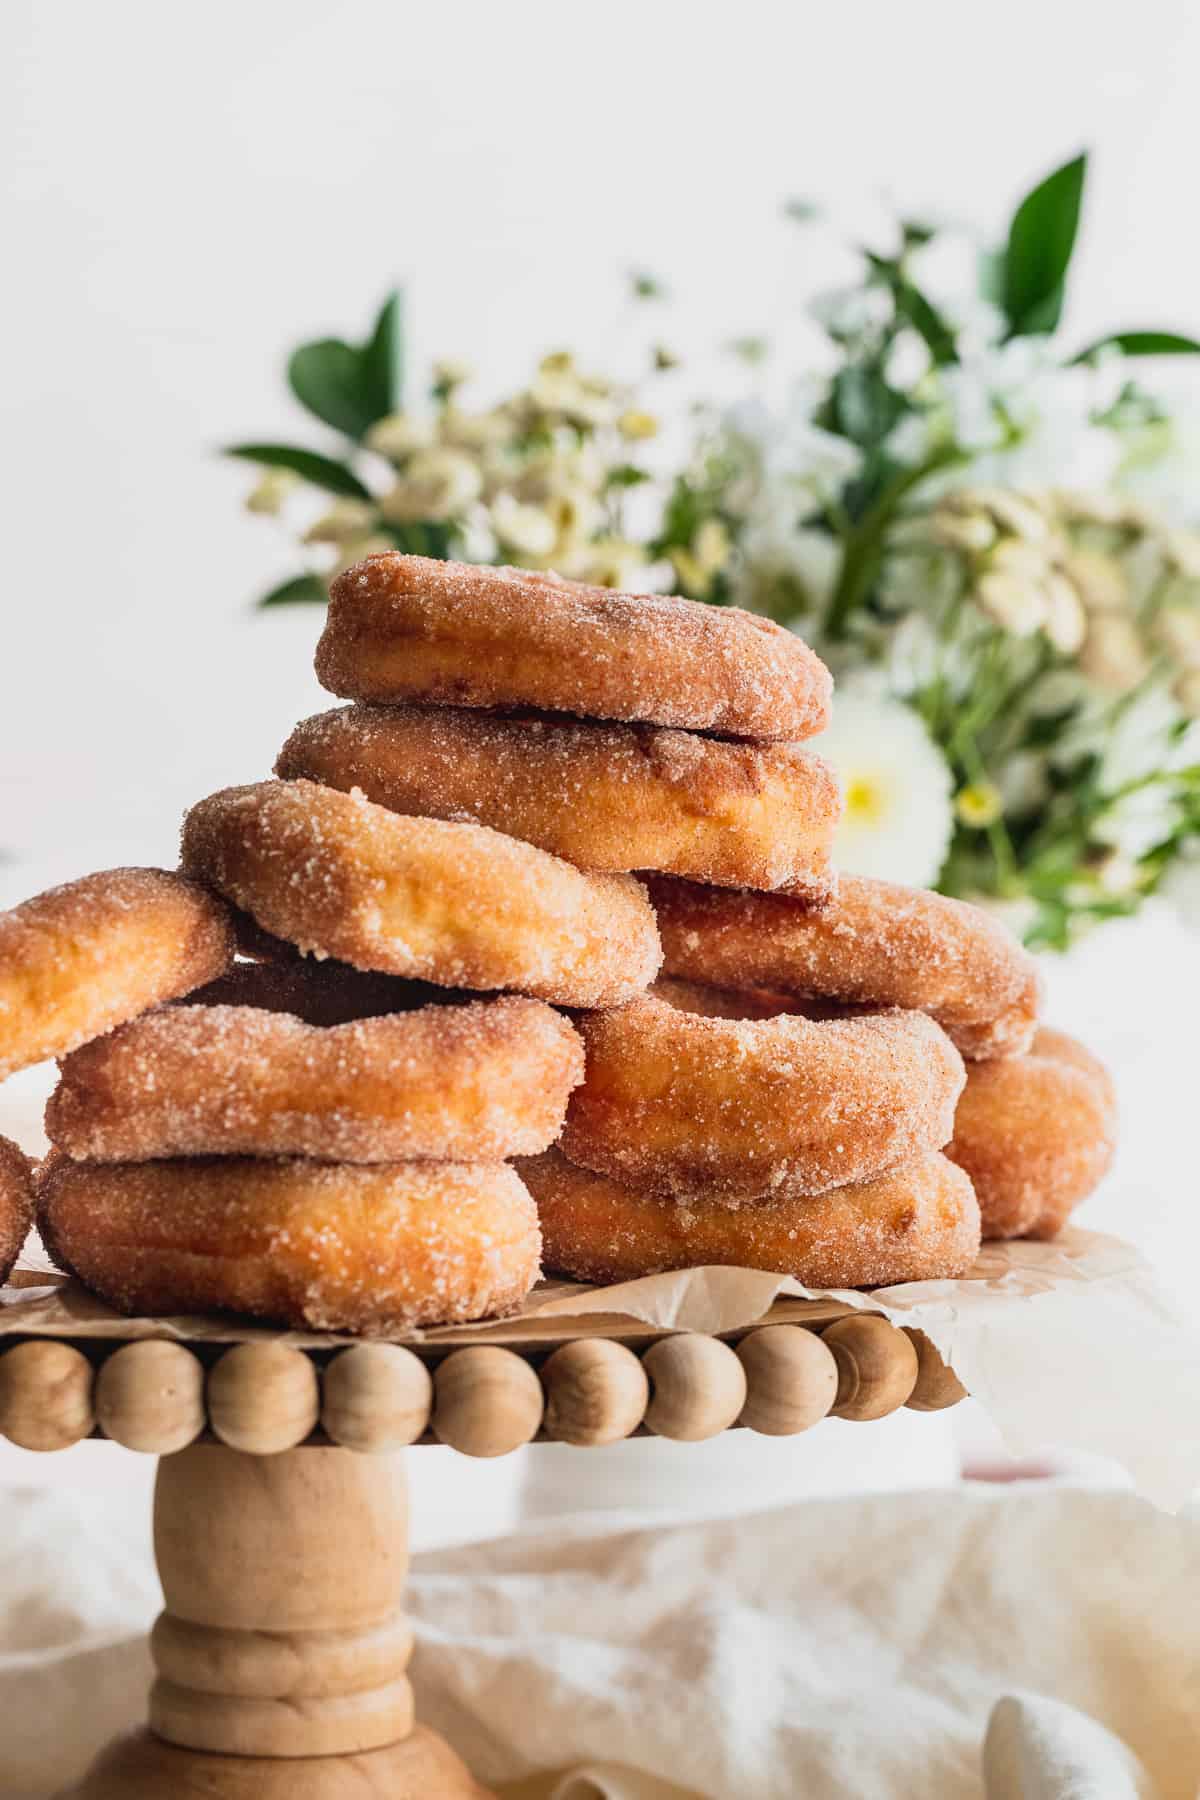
[233,157,1200,946]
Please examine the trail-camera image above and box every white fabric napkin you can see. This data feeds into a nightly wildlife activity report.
[983,1694,1161,1799]
[2,1483,1197,1800]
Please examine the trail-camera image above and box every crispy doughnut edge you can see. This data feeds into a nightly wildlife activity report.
[179,779,663,1007]
[947,1027,1117,1241]
[316,554,833,740]
[0,1136,33,1284]
[278,703,842,900]
[37,1155,542,1335]
[561,993,966,1202]
[47,995,585,1164]
[520,1147,981,1289]
[648,873,1042,1061]
[0,867,236,1079]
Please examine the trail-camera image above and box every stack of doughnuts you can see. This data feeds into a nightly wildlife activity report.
[0,553,1116,1333]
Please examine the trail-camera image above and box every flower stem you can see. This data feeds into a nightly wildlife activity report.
[822,448,965,640]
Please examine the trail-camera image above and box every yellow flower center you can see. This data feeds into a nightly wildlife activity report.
[844,775,886,825]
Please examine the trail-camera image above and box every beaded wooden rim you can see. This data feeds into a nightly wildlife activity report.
[0,1303,965,1459]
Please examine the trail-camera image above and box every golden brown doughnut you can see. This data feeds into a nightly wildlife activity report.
[180,780,661,1007]
[183,957,456,1026]
[520,1147,981,1288]
[559,992,965,1202]
[946,1027,1117,1240]
[0,1136,32,1283]
[648,873,1041,1060]
[278,703,841,899]
[38,1154,541,1333]
[316,553,832,741]
[0,868,235,1080]
[46,994,583,1165]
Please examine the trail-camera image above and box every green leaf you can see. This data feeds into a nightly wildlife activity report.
[225,443,371,499]
[361,289,405,419]
[287,339,379,440]
[897,283,958,364]
[1074,329,1200,361]
[255,573,330,608]
[605,463,652,490]
[1002,152,1088,336]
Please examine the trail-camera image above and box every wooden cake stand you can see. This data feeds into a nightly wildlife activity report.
[0,1294,964,1797]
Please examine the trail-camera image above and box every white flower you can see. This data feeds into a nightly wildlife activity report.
[365,413,434,461]
[488,493,558,560]
[379,449,483,523]
[884,329,932,390]
[302,499,378,545]
[808,684,955,886]
[894,341,1125,494]
[1079,616,1149,693]
[737,520,841,615]
[244,469,298,515]
[724,383,863,505]
[809,284,893,340]
[1117,405,1200,525]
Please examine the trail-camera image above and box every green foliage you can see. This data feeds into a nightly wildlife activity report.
[1075,330,1200,362]
[225,443,371,498]
[287,289,405,440]
[255,573,330,608]
[1001,152,1087,337]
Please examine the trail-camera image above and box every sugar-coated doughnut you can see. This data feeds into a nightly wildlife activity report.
[316,553,832,740]
[560,992,965,1202]
[648,873,1041,1060]
[47,993,583,1165]
[520,1147,981,1288]
[38,1155,541,1333]
[0,868,235,1080]
[278,703,841,899]
[183,957,458,1026]
[0,1136,32,1284]
[180,780,661,1007]
[946,1027,1117,1240]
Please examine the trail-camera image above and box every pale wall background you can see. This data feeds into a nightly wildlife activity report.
[1,2,1199,1507]
[3,0,1200,883]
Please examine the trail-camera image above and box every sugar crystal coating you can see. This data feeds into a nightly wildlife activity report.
[0,1135,32,1284]
[947,1027,1117,1240]
[38,1154,541,1334]
[180,779,662,1007]
[315,553,833,741]
[279,702,840,899]
[521,1147,981,1288]
[649,873,1041,1060]
[0,868,235,1079]
[562,992,966,1202]
[48,995,584,1165]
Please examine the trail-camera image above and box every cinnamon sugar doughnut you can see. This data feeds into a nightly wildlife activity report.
[183,957,454,1026]
[0,869,235,1080]
[47,995,583,1165]
[278,704,841,899]
[180,780,661,1007]
[316,554,832,741]
[560,993,965,1202]
[520,1147,981,1288]
[38,1155,541,1333]
[946,1028,1117,1241]
[649,874,1041,1060]
[0,1136,32,1284]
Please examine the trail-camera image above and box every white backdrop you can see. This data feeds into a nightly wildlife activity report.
[3,0,1200,883]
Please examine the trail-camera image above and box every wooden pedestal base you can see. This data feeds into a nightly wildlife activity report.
[60,1444,495,1799]
[61,1725,493,1798]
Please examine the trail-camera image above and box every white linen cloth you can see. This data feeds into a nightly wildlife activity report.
[2,1483,1196,1800]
